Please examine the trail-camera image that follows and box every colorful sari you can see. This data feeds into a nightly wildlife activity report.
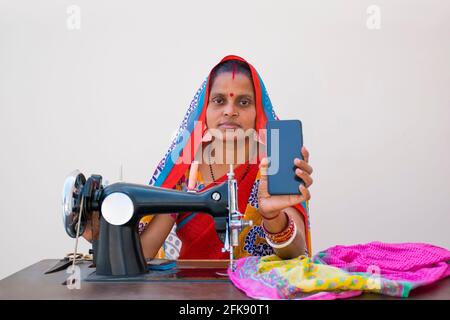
[139,55,312,259]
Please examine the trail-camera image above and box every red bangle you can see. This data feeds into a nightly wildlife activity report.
[262,212,295,244]
[260,211,281,221]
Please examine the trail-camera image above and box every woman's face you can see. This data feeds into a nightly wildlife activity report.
[206,72,256,140]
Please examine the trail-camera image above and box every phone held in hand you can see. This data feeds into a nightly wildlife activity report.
[266,119,304,195]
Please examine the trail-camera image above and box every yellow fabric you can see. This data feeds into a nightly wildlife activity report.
[256,255,374,293]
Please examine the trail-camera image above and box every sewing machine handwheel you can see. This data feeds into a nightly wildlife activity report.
[62,170,87,238]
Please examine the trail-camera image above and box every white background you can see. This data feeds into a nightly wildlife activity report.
[1,0,449,280]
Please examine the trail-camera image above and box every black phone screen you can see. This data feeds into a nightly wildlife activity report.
[266,119,304,195]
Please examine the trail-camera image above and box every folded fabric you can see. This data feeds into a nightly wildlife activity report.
[228,242,450,300]
[313,241,450,297]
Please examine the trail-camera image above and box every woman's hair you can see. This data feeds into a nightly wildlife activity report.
[208,60,254,94]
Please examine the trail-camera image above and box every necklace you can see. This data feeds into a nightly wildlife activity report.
[208,152,251,183]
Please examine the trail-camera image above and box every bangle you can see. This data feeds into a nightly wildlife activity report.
[262,212,296,243]
[260,211,281,221]
[265,222,297,249]
[262,212,292,234]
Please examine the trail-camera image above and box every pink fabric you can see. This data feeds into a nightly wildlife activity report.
[228,242,450,300]
[227,257,361,300]
[302,291,363,300]
[228,258,282,300]
[313,242,450,286]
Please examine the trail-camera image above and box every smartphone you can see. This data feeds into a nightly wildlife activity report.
[266,120,304,195]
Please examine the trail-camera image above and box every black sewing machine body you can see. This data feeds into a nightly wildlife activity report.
[62,171,231,277]
[96,181,230,276]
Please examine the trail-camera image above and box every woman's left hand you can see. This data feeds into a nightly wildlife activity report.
[258,146,314,219]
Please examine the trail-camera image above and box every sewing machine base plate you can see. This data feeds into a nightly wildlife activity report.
[84,268,230,282]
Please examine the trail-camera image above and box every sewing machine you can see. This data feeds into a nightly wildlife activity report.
[61,165,252,278]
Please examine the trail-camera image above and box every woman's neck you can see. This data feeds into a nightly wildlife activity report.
[194,138,260,184]
[211,138,250,165]
[193,138,261,169]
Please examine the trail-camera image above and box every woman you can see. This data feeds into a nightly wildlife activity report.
[138,55,314,260]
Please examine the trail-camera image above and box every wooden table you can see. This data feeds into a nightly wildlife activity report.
[0,259,449,300]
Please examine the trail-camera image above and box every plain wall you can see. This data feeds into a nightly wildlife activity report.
[1,0,449,280]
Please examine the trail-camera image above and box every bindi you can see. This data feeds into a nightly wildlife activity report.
[229,93,234,97]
